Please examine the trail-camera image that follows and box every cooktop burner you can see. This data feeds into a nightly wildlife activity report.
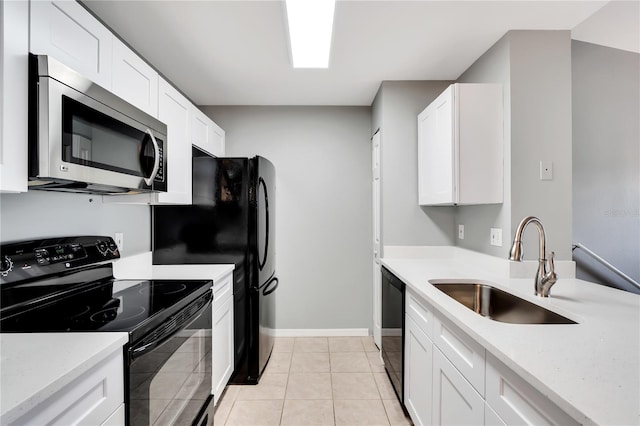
[0,236,213,343]
[1,277,210,336]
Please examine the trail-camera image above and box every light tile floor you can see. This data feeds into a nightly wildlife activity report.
[214,337,413,426]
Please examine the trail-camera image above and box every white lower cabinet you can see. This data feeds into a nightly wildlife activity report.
[101,403,125,426]
[485,353,579,426]
[212,271,234,405]
[432,347,485,425]
[484,402,507,426]
[404,315,433,426]
[404,290,578,426]
[11,349,124,426]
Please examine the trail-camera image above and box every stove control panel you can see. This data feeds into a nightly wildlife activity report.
[0,236,120,284]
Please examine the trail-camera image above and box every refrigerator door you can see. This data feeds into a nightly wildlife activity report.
[256,156,276,283]
[254,156,277,377]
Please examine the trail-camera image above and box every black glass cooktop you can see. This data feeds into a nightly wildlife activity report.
[0,271,212,342]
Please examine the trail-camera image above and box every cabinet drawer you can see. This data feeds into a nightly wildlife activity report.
[213,271,233,307]
[486,354,578,426]
[406,289,433,338]
[432,313,485,396]
[14,349,124,426]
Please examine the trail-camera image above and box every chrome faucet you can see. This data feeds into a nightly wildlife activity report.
[509,216,557,297]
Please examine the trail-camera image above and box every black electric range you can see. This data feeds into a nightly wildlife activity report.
[0,236,215,426]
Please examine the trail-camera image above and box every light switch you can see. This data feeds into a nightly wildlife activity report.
[458,224,464,240]
[540,161,553,180]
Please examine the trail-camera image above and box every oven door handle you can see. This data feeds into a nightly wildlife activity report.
[131,295,212,360]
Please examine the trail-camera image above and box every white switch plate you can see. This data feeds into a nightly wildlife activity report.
[114,232,124,251]
[540,161,553,180]
[458,224,464,240]
[490,228,502,246]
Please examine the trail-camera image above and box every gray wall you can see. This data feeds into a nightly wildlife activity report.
[572,40,640,284]
[456,34,512,257]
[0,191,151,254]
[371,81,456,252]
[202,106,373,330]
[456,31,574,260]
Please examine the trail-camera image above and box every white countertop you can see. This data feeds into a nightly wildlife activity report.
[0,253,233,424]
[381,246,640,426]
[0,332,128,424]
[112,252,234,281]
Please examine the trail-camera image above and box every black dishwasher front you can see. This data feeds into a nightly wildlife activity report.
[381,266,405,403]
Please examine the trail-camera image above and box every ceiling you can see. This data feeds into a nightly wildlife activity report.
[82,0,639,106]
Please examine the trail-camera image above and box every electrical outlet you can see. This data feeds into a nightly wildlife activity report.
[114,233,124,251]
[490,228,502,246]
[540,161,553,180]
[458,224,464,239]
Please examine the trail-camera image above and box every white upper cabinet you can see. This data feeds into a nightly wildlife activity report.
[1,0,29,193]
[111,38,159,117]
[191,106,225,157]
[156,78,192,205]
[30,0,113,89]
[418,83,503,205]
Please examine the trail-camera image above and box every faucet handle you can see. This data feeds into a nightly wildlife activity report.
[548,251,556,275]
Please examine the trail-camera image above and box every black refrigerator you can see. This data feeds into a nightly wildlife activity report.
[152,148,277,384]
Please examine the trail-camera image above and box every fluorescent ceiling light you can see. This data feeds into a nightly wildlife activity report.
[285,0,336,68]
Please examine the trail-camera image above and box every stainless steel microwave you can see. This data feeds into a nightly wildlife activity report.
[28,54,167,194]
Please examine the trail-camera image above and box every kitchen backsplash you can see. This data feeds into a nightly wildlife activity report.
[0,190,150,255]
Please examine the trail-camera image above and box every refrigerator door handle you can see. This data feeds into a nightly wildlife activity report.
[258,177,269,270]
[263,276,279,296]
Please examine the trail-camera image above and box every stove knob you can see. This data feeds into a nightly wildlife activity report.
[1,255,14,277]
[97,241,108,255]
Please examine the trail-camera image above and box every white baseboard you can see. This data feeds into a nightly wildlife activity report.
[274,328,370,337]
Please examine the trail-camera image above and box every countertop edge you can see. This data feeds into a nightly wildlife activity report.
[0,332,128,424]
[381,251,639,426]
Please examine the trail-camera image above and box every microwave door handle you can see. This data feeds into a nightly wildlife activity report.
[143,129,160,186]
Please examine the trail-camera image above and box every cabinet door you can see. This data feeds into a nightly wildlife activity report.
[30,0,113,88]
[14,350,124,426]
[1,0,29,193]
[405,315,433,426]
[418,85,454,205]
[191,107,225,157]
[485,354,579,426]
[157,78,192,205]
[484,402,507,426]
[212,291,234,405]
[432,348,484,426]
[209,119,225,158]
[111,38,159,117]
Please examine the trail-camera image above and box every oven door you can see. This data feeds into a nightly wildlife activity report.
[127,293,213,426]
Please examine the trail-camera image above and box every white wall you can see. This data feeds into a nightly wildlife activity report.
[371,81,456,252]
[572,40,640,286]
[0,191,151,254]
[203,106,373,330]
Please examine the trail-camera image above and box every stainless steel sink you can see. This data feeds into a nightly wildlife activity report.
[432,282,577,324]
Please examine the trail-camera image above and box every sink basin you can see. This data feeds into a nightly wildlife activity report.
[432,282,576,324]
